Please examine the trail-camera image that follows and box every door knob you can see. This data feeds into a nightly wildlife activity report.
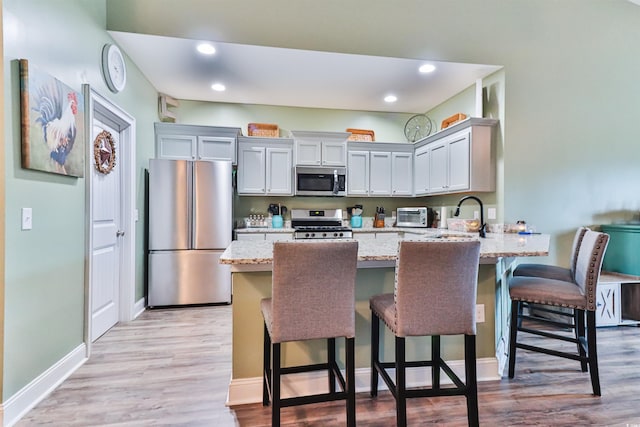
[116,230,125,237]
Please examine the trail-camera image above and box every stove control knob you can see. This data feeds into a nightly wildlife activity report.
[322,233,327,237]
[305,233,311,238]
[339,232,343,237]
[333,232,338,237]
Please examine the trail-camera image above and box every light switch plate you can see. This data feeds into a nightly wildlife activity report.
[22,207,33,230]
[487,208,497,220]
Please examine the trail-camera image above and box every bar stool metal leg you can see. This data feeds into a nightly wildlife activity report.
[370,313,380,397]
[586,311,601,396]
[272,343,281,426]
[508,299,519,378]
[432,335,441,391]
[395,336,407,427]
[346,337,356,427]
[263,323,271,406]
[465,335,479,427]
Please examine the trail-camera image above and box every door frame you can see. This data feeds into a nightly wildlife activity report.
[84,85,136,352]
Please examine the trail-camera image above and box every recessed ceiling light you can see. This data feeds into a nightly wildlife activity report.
[384,95,397,103]
[419,64,436,73]
[211,83,226,92]
[197,43,216,55]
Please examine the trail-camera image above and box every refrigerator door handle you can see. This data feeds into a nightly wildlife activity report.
[187,161,194,248]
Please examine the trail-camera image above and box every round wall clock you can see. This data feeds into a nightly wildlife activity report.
[404,114,433,142]
[101,44,127,93]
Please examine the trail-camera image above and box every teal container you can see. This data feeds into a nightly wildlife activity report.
[601,224,640,276]
[272,215,283,229]
[350,215,362,228]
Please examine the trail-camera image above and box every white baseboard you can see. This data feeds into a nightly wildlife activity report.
[226,356,500,406]
[3,344,87,427]
[133,297,146,319]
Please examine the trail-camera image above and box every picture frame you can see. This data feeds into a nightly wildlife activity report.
[19,59,85,177]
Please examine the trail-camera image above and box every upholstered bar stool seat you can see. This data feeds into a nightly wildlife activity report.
[508,229,609,396]
[370,240,481,427]
[513,227,588,282]
[261,240,358,427]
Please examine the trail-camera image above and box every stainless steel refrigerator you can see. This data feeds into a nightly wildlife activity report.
[148,159,232,306]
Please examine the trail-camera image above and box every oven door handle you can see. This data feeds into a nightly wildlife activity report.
[332,169,339,195]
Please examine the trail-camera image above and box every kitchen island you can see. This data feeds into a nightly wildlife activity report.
[220,232,549,405]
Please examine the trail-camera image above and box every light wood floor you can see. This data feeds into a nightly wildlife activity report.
[16,305,640,426]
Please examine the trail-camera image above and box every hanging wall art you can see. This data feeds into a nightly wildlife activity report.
[19,59,85,177]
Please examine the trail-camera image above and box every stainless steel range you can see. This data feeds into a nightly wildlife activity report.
[291,208,353,240]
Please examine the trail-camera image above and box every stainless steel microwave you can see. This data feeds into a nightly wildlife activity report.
[295,166,346,196]
[396,207,435,228]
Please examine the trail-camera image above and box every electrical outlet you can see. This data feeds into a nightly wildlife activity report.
[473,210,479,219]
[487,208,497,220]
[476,304,485,323]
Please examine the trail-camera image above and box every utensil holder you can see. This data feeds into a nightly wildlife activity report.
[272,215,283,228]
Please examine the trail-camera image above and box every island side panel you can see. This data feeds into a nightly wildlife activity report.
[231,264,497,380]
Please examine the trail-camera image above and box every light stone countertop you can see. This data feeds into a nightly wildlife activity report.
[220,232,550,268]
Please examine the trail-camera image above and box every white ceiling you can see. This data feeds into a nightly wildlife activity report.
[110,31,502,114]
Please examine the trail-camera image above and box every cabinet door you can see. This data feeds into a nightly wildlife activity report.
[266,147,293,195]
[354,232,376,240]
[264,233,293,241]
[414,145,430,196]
[447,130,471,192]
[322,141,347,166]
[198,136,236,163]
[295,140,322,165]
[236,233,265,241]
[347,150,369,195]
[596,283,619,326]
[156,134,197,160]
[429,142,448,193]
[391,152,413,196]
[237,145,266,194]
[369,151,392,196]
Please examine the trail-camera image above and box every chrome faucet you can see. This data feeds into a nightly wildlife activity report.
[454,196,486,238]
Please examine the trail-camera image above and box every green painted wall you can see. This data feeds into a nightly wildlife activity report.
[3,0,157,400]
[174,100,413,143]
[107,0,640,266]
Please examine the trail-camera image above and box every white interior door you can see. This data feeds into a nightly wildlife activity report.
[90,119,122,341]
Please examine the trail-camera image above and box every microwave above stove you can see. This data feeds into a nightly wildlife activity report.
[396,207,435,228]
[295,166,346,197]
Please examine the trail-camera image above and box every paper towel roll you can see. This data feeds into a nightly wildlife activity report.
[439,207,448,229]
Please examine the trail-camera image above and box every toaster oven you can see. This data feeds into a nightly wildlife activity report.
[396,207,435,228]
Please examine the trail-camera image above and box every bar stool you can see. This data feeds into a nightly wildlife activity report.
[370,240,481,427]
[513,226,589,361]
[513,226,588,281]
[261,240,359,427]
[508,229,609,395]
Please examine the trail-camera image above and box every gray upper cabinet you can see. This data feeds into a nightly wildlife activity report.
[291,130,350,166]
[237,136,294,196]
[155,123,242,164]
[414,118,498,195]
[347,142,414,197]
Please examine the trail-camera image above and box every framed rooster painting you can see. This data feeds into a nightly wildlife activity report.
[19,59,85,177]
